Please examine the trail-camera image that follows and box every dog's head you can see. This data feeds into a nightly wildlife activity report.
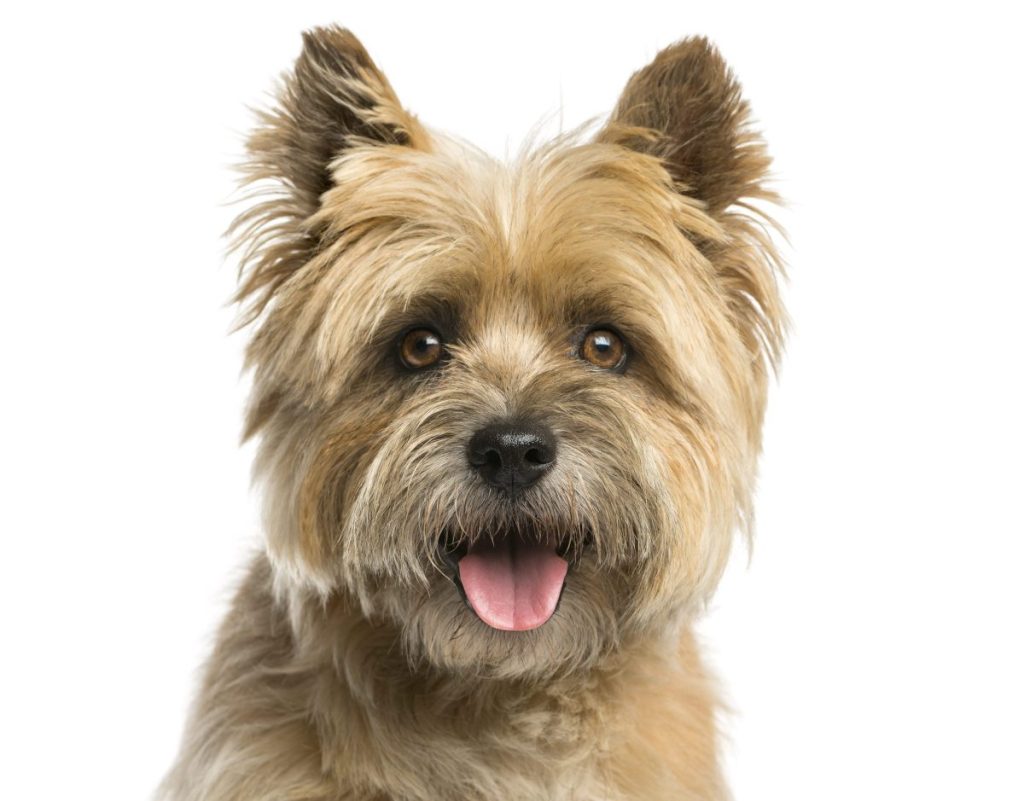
[236,27,783,678]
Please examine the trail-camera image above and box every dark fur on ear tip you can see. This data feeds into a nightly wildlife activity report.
[601,36,773,214]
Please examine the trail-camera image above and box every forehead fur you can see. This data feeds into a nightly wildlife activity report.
[245,131,739,402]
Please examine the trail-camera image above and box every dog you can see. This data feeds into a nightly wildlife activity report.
[159,25,785,801]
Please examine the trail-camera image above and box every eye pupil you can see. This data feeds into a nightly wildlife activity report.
[400,328,443,369]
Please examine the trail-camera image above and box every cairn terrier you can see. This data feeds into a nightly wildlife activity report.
[160,25,785,801]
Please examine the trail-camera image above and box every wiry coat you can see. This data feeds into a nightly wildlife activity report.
[160,26,784,801]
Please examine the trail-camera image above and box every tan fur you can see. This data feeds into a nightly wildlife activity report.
[160,26,785,801]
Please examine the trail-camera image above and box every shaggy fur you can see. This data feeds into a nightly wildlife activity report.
[160,26,784,801]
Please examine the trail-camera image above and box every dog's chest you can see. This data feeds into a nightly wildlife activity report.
[323,690,622,801]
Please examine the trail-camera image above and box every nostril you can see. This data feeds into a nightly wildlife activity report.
[484,448,503,470]
[523,447,547,466]
[468,441,500,468]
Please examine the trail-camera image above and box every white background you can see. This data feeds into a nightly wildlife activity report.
[1,2,1022,799]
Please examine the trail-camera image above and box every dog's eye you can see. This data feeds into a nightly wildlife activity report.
[580,328,626,370]
[399,327,444,369]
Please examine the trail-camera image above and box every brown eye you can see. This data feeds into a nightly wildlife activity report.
[581,328,626,370]
[399,327,444,369]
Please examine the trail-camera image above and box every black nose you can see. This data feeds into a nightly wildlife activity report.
[467,421,557,494]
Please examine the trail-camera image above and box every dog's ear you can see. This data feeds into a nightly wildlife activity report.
[234,26,427,318]
[601,38,785,376]
[598,37,771,215]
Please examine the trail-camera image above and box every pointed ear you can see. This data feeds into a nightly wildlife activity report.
[601,38,786,378]
[248,25,428,216]
[598,37,771,215]
[234,26,428,319]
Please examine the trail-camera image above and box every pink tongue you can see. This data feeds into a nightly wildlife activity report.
[458,536,568,631]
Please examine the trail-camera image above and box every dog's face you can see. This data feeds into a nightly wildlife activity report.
[237,28,783,678]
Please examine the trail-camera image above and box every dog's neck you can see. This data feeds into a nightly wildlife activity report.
[277,572,646,798]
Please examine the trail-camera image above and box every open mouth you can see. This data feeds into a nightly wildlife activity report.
[439,526,587,632]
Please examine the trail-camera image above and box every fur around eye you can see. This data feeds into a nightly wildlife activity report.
[399,327,444,369]
[580,328,627,370]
